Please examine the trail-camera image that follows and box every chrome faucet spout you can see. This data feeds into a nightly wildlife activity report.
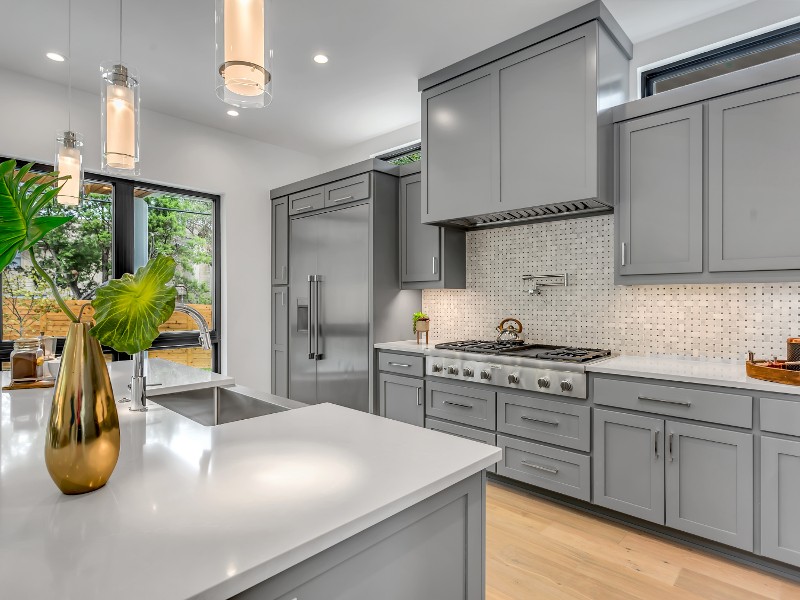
[174,303,212,350]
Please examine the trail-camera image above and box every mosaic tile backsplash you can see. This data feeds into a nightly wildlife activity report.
[422,214,800,361]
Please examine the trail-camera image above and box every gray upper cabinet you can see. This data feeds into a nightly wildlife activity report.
[708,78,800,272]
[289,186,324,215]
[379,373,424,427]
[618,105,703,276]
[665,421,753,551]
[271,196,289,285]
[324,173,371,208]
[761,436,800,567]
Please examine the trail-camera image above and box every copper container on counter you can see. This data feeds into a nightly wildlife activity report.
[787,338,800,371]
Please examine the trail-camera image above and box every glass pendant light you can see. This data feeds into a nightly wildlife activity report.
[54,0,84,206]
[215,0,273,108]
[101,0,140,175]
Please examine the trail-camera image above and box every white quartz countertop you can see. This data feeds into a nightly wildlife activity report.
[107,357,235,395]
[0,361,499,600]
[374,339,443,354]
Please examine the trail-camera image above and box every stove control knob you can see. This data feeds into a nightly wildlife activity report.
[480,369,492,381]
[560,379,574,392]
[463,367,474,377]
[447,365,459,375]
[432,363,443,373]
[537,377,551,389]
[508,373,520,384]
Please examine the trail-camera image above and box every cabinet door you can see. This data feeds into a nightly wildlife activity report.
[379,373,424,427]
[761,436,800,567]
[400,173,440,284]
[272,347,288,398]
[271,287,288,396]
[593,409,665,523]
[497,24,597,209]
[422,67,494,223]
[709,79,800,272]
[665,421,753,551]
[271,196,289,285]
[618,105,703,275]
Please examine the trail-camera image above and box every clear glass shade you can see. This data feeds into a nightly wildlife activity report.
[100,61,140,175]
[54,131,84,206]
[215,0,273,108]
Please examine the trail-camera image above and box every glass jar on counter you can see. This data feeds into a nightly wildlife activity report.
[11,338,44,383]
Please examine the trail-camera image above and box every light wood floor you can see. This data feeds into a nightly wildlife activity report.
[486,482,800,600]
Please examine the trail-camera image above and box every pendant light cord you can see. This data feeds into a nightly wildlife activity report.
[119,0,123,63]
[67,0,72,130]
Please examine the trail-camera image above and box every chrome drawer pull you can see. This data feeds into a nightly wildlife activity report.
[387,362,412,368]
[295,205,312,211]
[520,460,558,475]
[520,415,559,426]
[443,400,472,409]
[332,195,354,204]
[638,395,691,407]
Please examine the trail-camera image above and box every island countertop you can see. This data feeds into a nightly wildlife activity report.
[0,361,499,600]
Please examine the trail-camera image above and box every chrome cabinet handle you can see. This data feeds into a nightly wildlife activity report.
[388,362,412,368]
[443,400,472,409]
[668,432,675,462]
[416,388,421,406]
[520,415,559,426]
[332,195,354,204]
[307,276,314,360]
[653,429,659,459]
[621,242,627,266]
[281,265,287,281]
[432,256,438,274]
[521,461,558,475]
[281,291,286,307]
[295,205,312,212]
[638,395,691,407]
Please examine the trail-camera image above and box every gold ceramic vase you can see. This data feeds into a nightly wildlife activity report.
[45,322,120,495]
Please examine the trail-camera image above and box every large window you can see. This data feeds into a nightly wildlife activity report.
[0,159,220,371]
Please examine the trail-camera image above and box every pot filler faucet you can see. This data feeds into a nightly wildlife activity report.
[128,284,212,412]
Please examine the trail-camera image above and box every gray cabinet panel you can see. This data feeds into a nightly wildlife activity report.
[497,392,590,452]
[422,68,495,223]
[761,436,800,567]
[709,79,800,272]
[379,373,424,427]
[426,380,496,430]
[400,173,440,284]
[498,26,597,208]
[665,421,753,551]
[272,347,287,398]
[378,351,424,378]
[593,409,664,524]
[760,396,800,437]
[426,418,497,473]
[289,186,324,215]
[271,196,289,285]
[324,173,370,208]
[271,287,288,397]
[618,105,703,275]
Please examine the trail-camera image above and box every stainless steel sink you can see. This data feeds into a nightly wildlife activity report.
[151,386,293,426]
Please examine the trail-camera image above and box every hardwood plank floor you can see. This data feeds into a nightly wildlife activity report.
[486,482,800,600]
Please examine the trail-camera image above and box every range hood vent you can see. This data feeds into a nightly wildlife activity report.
[439,198,612,229]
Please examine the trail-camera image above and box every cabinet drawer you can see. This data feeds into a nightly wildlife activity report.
[594,377,752,428]
[426,418,497,473]
[289,186,324,215]
[378,352,424,378]
[426,381,496,430]
[497,435,590,501]
[498,392,590,451]
[324,173,370,207]
[761,397,800,437]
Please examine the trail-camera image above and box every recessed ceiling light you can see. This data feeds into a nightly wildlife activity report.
[227,109,239,117]
[313,54,328,64]
[46,52,66,62]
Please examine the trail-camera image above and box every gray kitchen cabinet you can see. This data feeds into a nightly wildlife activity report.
[289,186,324,215]
[426,381,496,430]
[708,78,800,272]
[379,373,424,427]
[593,409,665,523]
[271,287,288,397]
[271,196,289,285]
[665,421,753,551]
[400,171,465,289]
[617,105,703,276]
[761,436,800,567]
[324,173,371,208]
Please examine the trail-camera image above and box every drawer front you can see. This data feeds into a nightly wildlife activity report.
[426,418,497,473]
[378,352,424,378]
[426,381,496,429]
[498,392,590,451]
[761,397,800,437]
[289,186,324,215]
[324,173,371,207]
[593,377,752,428]
[497,435,590,501]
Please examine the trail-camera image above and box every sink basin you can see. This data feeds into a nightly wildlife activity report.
[151,386,290,426]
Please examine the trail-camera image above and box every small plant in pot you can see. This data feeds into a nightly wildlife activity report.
[0,160,177,494]
[413,311,430,344]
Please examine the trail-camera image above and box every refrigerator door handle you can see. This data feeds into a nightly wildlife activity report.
[307,275,315,359]
[314,275,323,360]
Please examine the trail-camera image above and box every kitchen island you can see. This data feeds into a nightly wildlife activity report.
[0,359,499,600]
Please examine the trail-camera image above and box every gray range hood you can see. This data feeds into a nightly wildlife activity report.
[441,198,613,229]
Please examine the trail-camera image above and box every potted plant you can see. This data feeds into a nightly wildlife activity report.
[413,311,430,344]
[0,160,177,494]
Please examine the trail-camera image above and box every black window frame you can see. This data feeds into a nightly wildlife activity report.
[0,156,222,372]
[641,22,800,98]
[375,142,422,165]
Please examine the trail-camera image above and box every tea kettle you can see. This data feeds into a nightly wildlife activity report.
[496,318,523,342]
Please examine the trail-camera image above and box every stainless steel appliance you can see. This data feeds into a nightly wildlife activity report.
[425,340,611,400]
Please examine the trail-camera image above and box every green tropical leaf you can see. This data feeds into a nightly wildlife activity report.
[90,255,178,355]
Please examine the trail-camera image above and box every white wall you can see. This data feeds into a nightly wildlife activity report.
[319,122,421,172]
[0,67,320,390]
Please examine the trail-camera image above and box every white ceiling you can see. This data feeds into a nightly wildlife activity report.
[1,0,759,157]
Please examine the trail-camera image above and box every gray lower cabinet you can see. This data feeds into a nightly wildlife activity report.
[271,287,288,397]
[593,409,664,523]
[708,78,800,272]
[426,381,496,430]
[498,392,591,452]
[617,105,703,277]
[761,436,800,567]
[271,196,289,285]
[378,373,424,427]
